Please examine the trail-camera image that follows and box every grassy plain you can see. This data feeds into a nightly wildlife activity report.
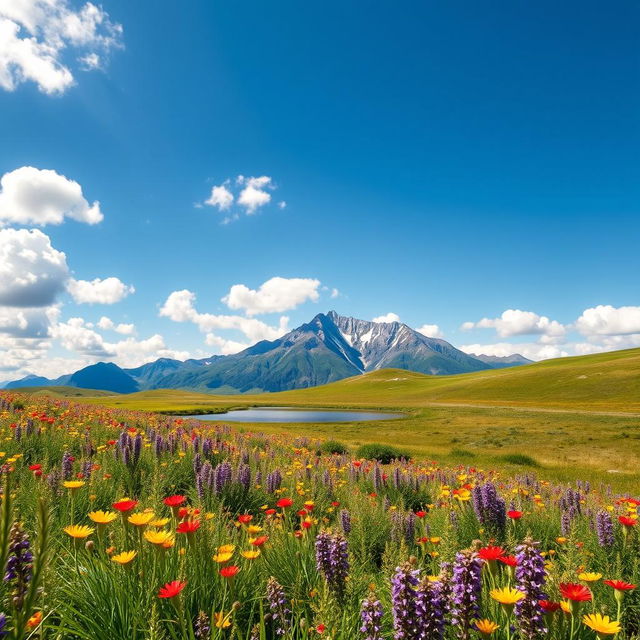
[16,348,634,491]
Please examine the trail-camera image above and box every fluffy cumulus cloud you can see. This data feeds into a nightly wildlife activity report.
[416,323,443,338]
[67,276,134,304]
[96,316,135,334]
[203,175,280,222]
[159,289,292,354]
[575,305,640,337]
[0,227,69,307]
[222,277,321,316]
[461,309,566,339]
[0,166,103,226]
[0,0,123,94]
[372,312,401,324]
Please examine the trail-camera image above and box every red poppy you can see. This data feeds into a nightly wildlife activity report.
[301,520,312,529]
[619,516,637,527]
[176,519,201,534]
[603,580,636,591]
[331,501,340,507]
[251,535,269,547]
[297,509,308,517]
[163,495,186,508]
[29,464,42,471]
[276,498,293,508]
[265,508,276,516]
[316,623,326,633]
[478,546,506,561]
[539,600,561,613]
[499,555,518,567]
[559,583,592,602]
[113,499,138,513]
[219,565,240,578]
[238,514,253,524]
[507,510,523,520]
[415,510,427,518]
[158,580,186,599]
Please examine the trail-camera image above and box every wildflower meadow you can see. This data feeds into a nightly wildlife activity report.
[0,392,638,639]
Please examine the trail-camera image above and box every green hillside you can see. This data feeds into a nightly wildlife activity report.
[8,386,119,398]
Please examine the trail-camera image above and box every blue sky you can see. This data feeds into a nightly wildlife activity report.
[0,0,639,380]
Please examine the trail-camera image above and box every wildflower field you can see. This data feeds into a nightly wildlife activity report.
[0,392,638,639]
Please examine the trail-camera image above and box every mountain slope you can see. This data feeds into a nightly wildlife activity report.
[2,311,531,393]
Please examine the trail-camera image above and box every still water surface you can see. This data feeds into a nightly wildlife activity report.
[180,407,404,423]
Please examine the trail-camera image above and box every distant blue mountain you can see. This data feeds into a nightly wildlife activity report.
[3,311,530,394]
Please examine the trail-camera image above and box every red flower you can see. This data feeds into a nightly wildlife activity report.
[276,498,293,508]
[29,464,42,471]
[265,508,276,516]
[603,580,636,591]
[619,516,637,527]
[176,519,201,534]
[301,520,312,529]
[559,583,592,602]
[415,510,427,518]
[539,600,561,613]
[158,580,186,599]
[297,509,308,517]
[251,535,269,547]
[163,495,186,508]
[112,499,138,513]
[316,623,326,633]
[238,514,253,524]
[478,545,506,562]
[331,501,340,507]
[507,510,523,520]
[499,555,518,567]
[219,565,240,578]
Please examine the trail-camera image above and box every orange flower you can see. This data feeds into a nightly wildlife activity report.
[219,565,240,578]
[176,519,201,534]
[26,611,42,629]
[559,583,592,602]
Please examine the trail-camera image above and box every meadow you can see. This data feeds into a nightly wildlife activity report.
[0,390,638,639]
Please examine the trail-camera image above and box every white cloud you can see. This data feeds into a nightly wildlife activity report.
[372,312,401,324]
[330,288,340,299]
[237,175,272,214]
[278,201,287,209]
[222,276,321,316]
[205,333,250,355]
[67,276,134,304]
[416,323,443,338]
[461,309,566,339]
[159,289,291,350]
[0,304,58,337]
[205,184,233,211]
[575,305,640,337]
[0,0,123,94]
[461,342,569,361]
[0,227,69,307]
[0,166,103,226]
[97,316,135,334]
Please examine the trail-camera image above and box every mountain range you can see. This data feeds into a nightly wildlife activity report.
[3,311,532,393]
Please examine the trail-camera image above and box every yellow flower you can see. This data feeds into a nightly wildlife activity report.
[475,619,500,636]
[582,613,621,636]
[128,512,155,527]
[149,517,170,527]
[218,544,235,554]
[144,529,175,546]
[490,587,525,607]
[241,550,261,559]
[213,551,234,563]
[88,510,117,525]
[578,572,602,583]
[63,480,85,490]
[556,537,567,544]
[560,601,571,614]
[64,524,94,539]
[246,525,263,534]
[111,551,137,565]
[213,612,232,629]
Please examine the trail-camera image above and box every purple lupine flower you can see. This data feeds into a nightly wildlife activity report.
[61,450,73,479]
[438,562,453,618]
[404,512,416,546]
[202,438,213,457]
[415,576,444,639]
[315,531,349,599]
[561,510,573,536]
[450,549,482,639]
[4,522,33,610]
[266,469,282,493]
[472,482,506,535]
[340,509,352,534]
[81,460,93,480]
[514,537,547,639]
[391,562,420,639]
[194,611,210,639]
[266,577,291,636]
[0,612,7,638]
[360,595,384,639]
[596,511,614,547]
[237,464,251,491]
[372,465,383,491]
[213,462,232,495]
[133,434,142,463]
